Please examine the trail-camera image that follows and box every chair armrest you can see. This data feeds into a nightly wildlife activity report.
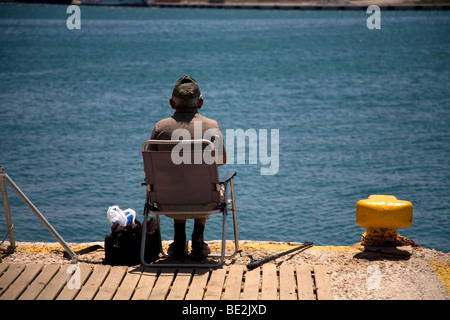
[144,171,236,186]
[219,170,237,185]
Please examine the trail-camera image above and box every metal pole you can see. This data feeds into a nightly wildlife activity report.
[0,167,16,253]
[246,242,314,270]
[0,168,77,263]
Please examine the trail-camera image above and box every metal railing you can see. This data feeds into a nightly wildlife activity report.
[0,166,77,263]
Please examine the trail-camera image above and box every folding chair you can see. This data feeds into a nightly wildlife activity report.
[140,139,239,268]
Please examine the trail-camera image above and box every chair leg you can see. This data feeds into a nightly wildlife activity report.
[141,211,229,269]
[140,180,239,268]
[140,209,164,266]
[230,179,239,254]
[140,210,149,266]
[218,208,228,265]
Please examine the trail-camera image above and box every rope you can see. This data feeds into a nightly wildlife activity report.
[0,224,14,248]
[361,227,419,247]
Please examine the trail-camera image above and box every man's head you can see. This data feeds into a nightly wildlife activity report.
[170,75,203,111]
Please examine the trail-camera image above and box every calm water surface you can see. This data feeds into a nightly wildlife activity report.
[0,4,449,252]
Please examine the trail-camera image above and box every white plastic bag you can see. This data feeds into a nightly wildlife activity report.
[107,206,136,226]
[122,208,136,226]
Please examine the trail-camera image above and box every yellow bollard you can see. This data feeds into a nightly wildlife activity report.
[356,195,413,246]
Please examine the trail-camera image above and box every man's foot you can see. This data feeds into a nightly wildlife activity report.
[191,241,211,257]
[168,241,188,258]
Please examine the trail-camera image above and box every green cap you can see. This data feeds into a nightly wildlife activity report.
[172,75,201,100]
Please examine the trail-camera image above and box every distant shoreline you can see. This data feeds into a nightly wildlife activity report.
[1,0,449,10]
[148,2,450,10]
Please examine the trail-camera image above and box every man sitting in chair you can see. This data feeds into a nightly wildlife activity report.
[149,75,227,258]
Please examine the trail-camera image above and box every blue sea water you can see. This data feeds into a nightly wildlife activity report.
[0,3,449,252]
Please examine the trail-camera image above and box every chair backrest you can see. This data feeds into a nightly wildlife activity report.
[142,140,221,207]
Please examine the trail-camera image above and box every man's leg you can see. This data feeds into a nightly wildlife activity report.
[190,186,224,256]
[168,219,187,257]
[192,217,211,256]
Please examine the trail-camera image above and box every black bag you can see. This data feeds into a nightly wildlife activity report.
[104,217,160,266]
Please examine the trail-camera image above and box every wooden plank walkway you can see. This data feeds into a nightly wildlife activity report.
[0,263,333,300]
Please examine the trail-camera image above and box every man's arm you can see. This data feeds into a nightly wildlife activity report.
[149,126,159,151]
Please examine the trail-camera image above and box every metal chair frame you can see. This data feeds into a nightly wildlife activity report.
[140,139,239,268]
